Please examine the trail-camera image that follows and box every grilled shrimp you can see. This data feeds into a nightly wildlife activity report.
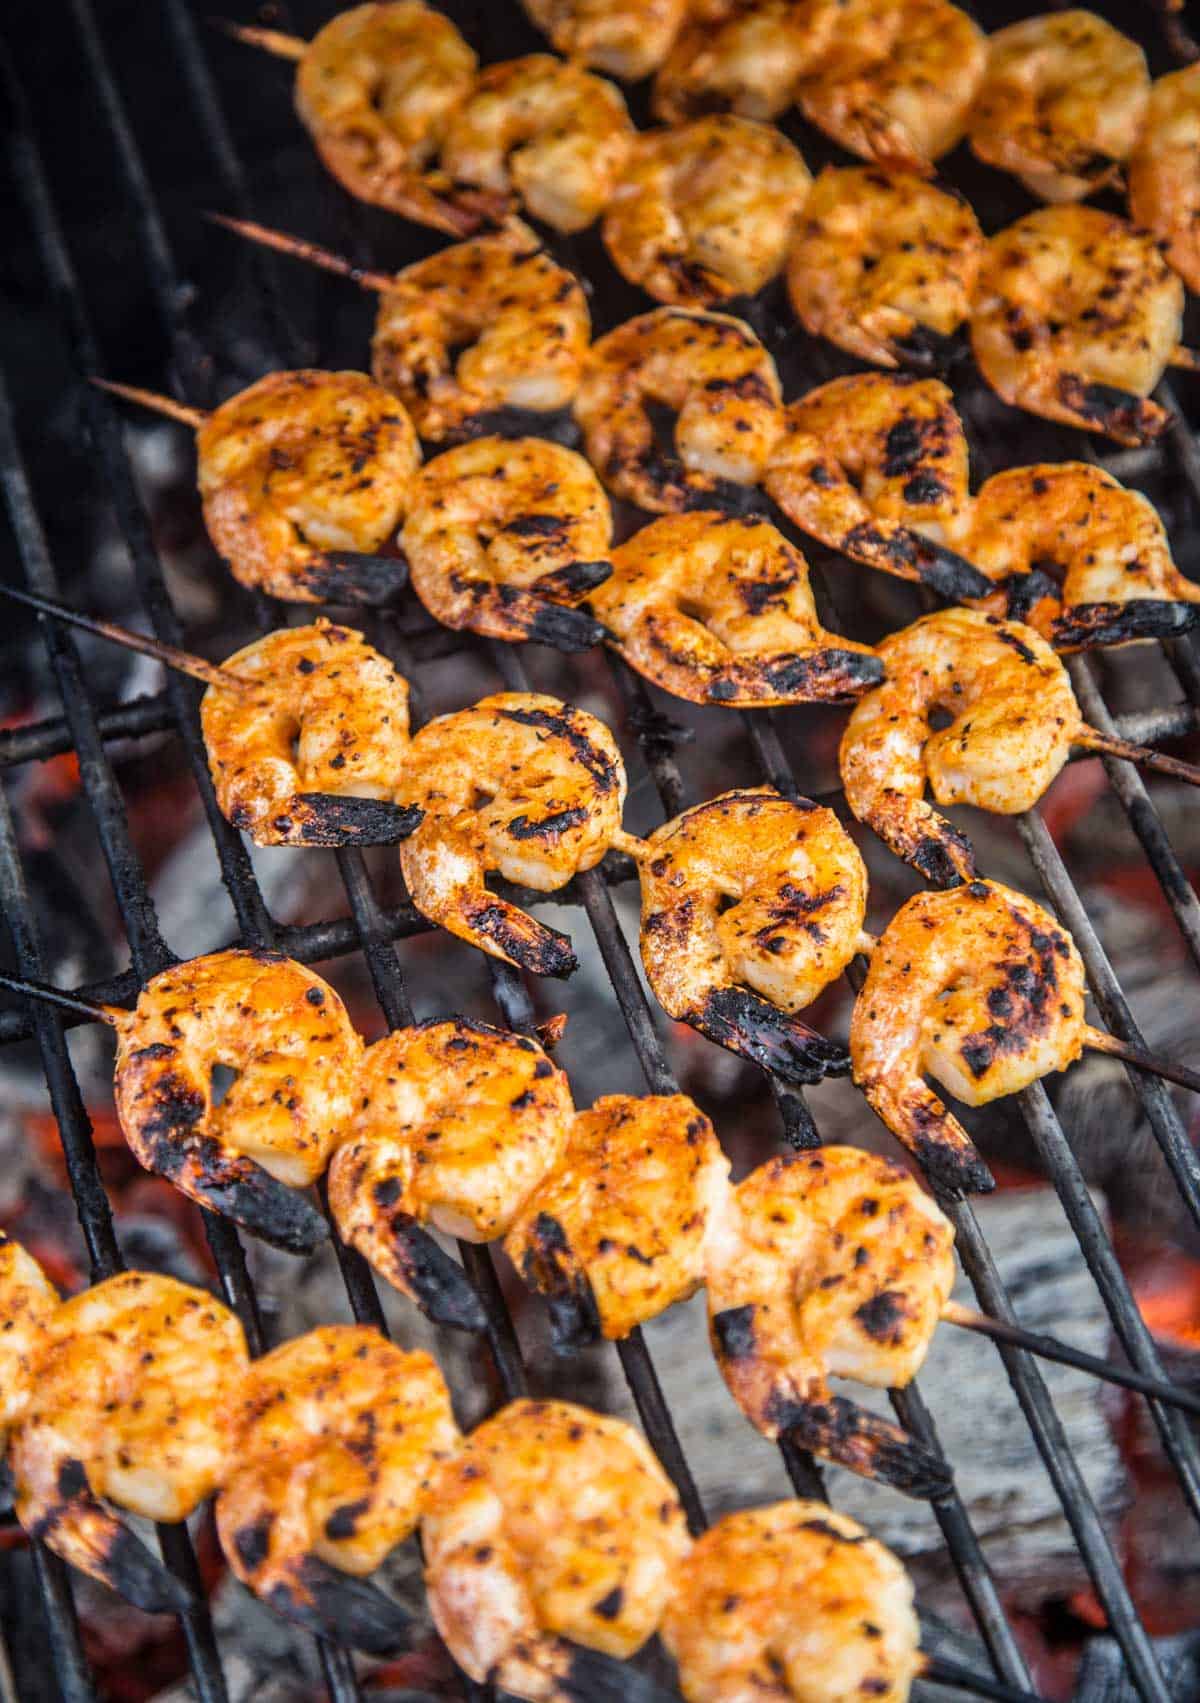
[0,1233,61,1436]
[439,55,635,234]
[1128,64,1200,294]
[371,220,591,442]
[111,949,359,1253]
[520,0,687,81]
[401,437,612,651]
[652,1,837,125]
[601,117,812,306]
[970,205,1184,445]
[216,1326,460,1653]
[574,307,783,512]
[839,609,1079,889]
[196,370,420,604]
[293,2,482,234]
[786,166,984,370]
[328,1017,573,1324]
[851,880,1087,1189]
[631,788,863,1084]
[797,0,986,173]
[395,693,626,977]
[590,512,881,706]
[662,1500,923,1703]
[968,11,1149,204]
[706,1149,955,1492]
[200,620,420,848]
[422,1399,690,1699]
[963,464,1200,650]
[504,1092,730,1345]
[3,1257,247,1614]
[765,374,986,604]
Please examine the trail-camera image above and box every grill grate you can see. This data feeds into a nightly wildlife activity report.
[1,3,1200,1701]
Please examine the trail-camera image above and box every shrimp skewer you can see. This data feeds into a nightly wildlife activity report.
[652,1,839,125]
[211,215,592,445]
[97,372,419,604]
[1128,65,1200,294]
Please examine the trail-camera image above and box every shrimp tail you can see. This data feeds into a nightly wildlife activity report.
[774,1395,953,1501]
[1051,598,1200,651]
[524,600,609,653]
[842,521,993,601]
[26,1467,196,1615]
[298,552,410,605]
[460,894,579,979]
[530,559,614,601]
[451,578,607,652]
[265,1557,416,1655]
[517,1212,604,1351]
[288,795,425,846]
[867,1080,995,1196]
[377,1214,489,1333]
[998,568,1059,626]
[145,1136,331,1255]
[1055,374,1169,446]
[706,648,885,705]
[694,987,851,1084]
[889,322,965,375]
[869,794,977,889]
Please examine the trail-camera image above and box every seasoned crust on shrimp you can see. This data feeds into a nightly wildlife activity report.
[396,692,626,977]
[293,2,482,234]
[196,370,419,604]
[505,1092,730,1343]
[401,436,612,652]
[602,117,811,305]
[851,880,1087,1190]
[1129,65,1200,294]
[521,0,687,81]
[969,11,1149,204]
[0,1233,62,1435]
[591,512,880,706]
[962,464,1200,649]
[970,206,1183,446]
[201,620,417,848]
[439,55,634,234]
[662,1500,922,1703]
[112,949,360,1251]
[786,167,983,370]
[217,1326,459,1652]
[839,609,1080,888]
[797,0,986,172]
[574,307,782,513]
[422,1399,690,1698]
[633,788,862,1084]
[652,1,838,125]
[370,220,591,443]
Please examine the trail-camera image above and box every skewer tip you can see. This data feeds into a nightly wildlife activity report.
[91,378,207,430]
[208,18,307,60]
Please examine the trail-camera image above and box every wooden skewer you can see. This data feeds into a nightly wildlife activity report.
[0,968,124,1028]
[941,1298,1200,1419]
[212,19,307,60]
[1083,1024,1200,1096]
[93,377,207,430]
[610,828,651,862]
[0,584,256,695]
[207,214,396,294]
[1075,724,1200,789]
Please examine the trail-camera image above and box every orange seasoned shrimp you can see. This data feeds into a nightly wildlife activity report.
[629,788,862,1084]
[111,949,359,1252]
[590,512,881,706]
[764,374,987,602]
[216,1326,459,1653]
[521,0,688,81]
[574,307,783,512]
[3,1256,247,1614]
[422,1399,690,1700]
[1129,65,1200,294]
[652,2,838,125]
[328,1017,573,1325]
[970,206,1184,445]
[439,55,635,233]
[504,1092,730,1345]
[0,1234,61,1437]
[200,620,420,848]
[196,370,420,604]
[962,464,1200,649]
[401,437,612,652]
[705,1149,956,1492]
[786,167,984,370]
[851,880,1087,1188]
[969,12,1149,204]
[293,2,483,234]
[662,1500,923,1703]
[601,117,812,305]
[839,609,1080,889]
[396,693,626,977]
[797,0,986,173]
[370,220,591,442]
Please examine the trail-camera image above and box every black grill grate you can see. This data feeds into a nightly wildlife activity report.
[2,3,1200,1701]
